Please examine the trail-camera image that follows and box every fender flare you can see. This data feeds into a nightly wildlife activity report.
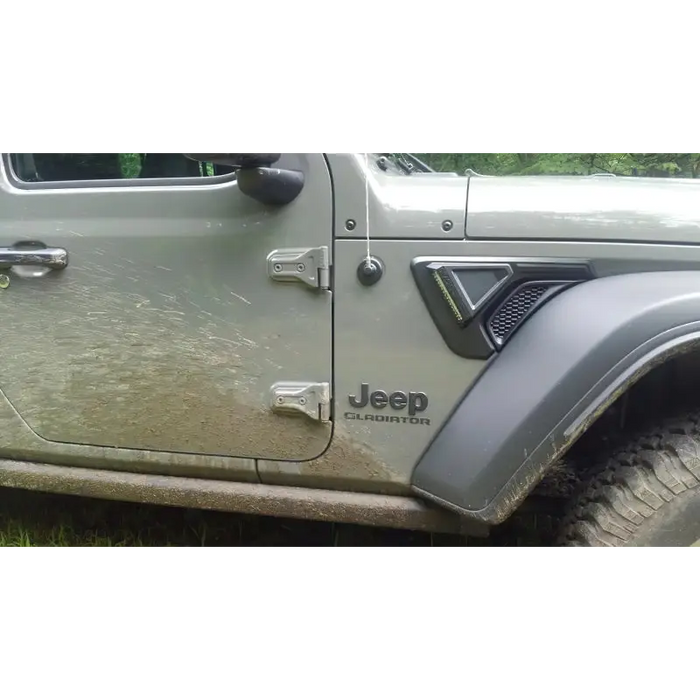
[411,271,700,525]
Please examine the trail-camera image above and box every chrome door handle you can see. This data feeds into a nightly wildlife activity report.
[0,245,68,270]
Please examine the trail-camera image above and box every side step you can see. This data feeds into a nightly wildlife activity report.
[0,459,483,535]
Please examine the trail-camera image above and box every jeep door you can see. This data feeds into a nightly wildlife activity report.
[0,154,333,476]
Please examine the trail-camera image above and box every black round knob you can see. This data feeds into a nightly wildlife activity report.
[357,256,384,286]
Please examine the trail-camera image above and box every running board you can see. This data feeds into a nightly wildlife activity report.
[0,459,481,535]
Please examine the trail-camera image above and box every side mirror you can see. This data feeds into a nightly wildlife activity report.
[184,153,304,207]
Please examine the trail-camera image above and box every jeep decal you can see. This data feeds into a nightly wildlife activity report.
[346,384,430,426]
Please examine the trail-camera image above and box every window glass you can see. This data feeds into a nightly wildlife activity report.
[9,154,234,183]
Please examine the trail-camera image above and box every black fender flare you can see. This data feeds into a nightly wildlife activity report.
[411,271,700,525]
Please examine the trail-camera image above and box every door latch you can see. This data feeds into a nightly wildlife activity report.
[270,381,331,422]
[267,247,330,290]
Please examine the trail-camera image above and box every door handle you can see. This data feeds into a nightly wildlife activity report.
[0,245,68,270]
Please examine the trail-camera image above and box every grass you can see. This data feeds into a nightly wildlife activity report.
[0,486,560,546]
[0,487,473,547]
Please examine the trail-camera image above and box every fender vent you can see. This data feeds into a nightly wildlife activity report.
[488,282,566,347]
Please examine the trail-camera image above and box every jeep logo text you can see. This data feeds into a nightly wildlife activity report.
[348,384,429,416]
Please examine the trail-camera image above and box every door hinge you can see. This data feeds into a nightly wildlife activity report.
[270,381,331,422]
[267,247,330,290]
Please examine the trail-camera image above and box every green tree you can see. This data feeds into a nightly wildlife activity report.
[416,154,700,178]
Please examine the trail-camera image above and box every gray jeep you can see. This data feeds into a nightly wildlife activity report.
[2,152,700,547]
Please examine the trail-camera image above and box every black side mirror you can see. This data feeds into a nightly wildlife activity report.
[184,154,304,207]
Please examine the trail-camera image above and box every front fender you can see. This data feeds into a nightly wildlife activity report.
[411,271,700,524]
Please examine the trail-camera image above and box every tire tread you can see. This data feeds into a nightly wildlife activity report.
[558,410,700,546]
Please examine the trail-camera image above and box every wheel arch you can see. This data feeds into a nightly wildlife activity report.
[411,271,700,525]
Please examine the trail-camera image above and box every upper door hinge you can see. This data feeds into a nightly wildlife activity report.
[267,247,330,290]
[270,381,331,422]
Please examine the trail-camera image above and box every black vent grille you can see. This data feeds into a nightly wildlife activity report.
[488,285,551,344]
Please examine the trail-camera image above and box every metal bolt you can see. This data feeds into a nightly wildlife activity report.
[0,275,9,290]
[345,219,356,231]
[442,220,454,232]
[273,264,283,273]
[296,263,306,273]
[276,396,285,404]
[299,397,307,405]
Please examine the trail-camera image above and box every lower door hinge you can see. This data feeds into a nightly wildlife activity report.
[270,381,331,422]
[267,247,330,290]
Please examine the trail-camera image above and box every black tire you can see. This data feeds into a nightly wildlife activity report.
[557,410,700,547]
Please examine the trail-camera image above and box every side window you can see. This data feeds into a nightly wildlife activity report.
[8,153,235,183]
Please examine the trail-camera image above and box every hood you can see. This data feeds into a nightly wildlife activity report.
[466,175,700,244]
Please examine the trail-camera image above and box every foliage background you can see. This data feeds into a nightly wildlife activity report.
[416,153,700,178]
[112,151,700,178]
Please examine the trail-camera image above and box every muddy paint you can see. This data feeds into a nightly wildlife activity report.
[0,384,257,480]
[260,426,405,495]
[0,250,332,462]
[0,371,398,495]
[0,152,335,467]
[0,314,331,460]
[0,458,469,534]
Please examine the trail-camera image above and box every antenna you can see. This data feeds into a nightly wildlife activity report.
[364,153,372,263]
[357,153,384,287]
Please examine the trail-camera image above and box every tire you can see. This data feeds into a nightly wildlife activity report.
[557,410,700,547]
